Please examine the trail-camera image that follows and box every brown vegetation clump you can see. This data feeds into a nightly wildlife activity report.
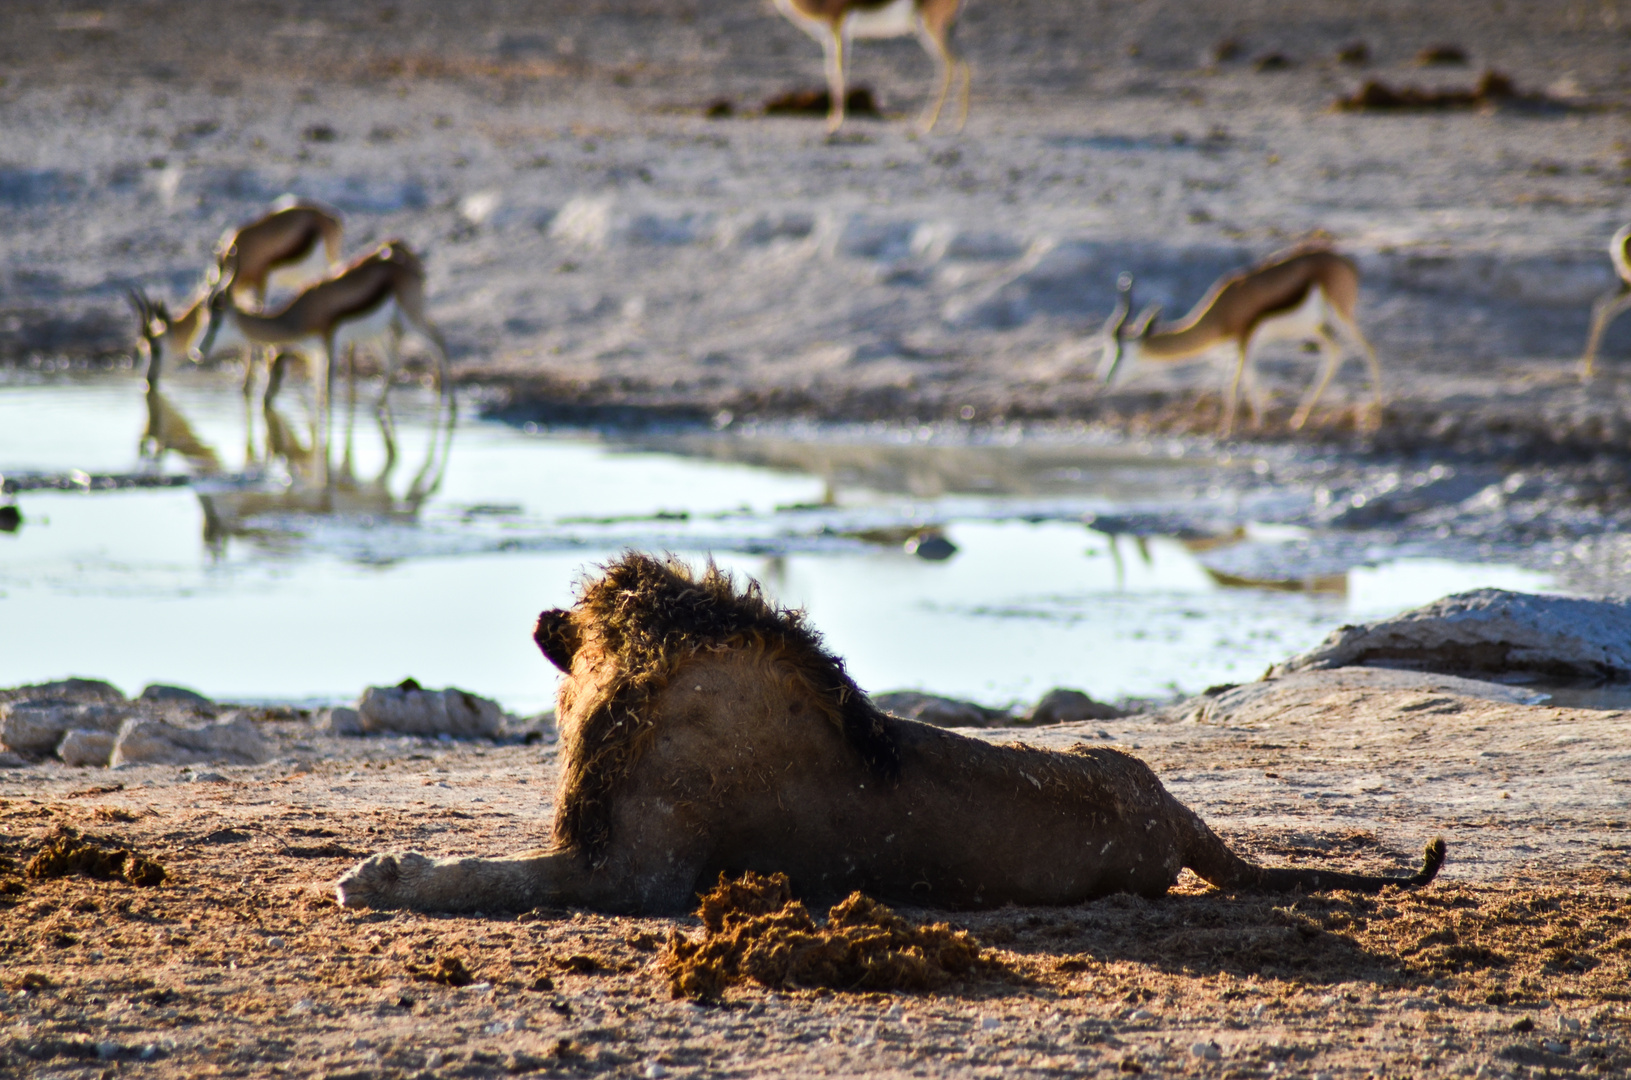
[409,955,475,987]
[25,827,166,887]
[663,872,1001,999]
[1334,70,1526,111]
[762,87,880,118]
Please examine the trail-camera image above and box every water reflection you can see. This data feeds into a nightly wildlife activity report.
[134,359,457,553]
[140,387,223,475]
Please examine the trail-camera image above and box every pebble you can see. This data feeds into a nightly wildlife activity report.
[980,1016,1001,1030]
[1190,1042,1221,1060]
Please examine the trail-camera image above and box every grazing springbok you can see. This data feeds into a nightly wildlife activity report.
[199,240,448,410]
[1099,246,1384,438]
[1580,223,1631,381]
[773,0,969,133]
[127,292,222,473]
[213,197,344,311]
[128,288,209,388]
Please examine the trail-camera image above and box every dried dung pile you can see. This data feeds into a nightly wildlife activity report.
[24,826,166,887]
[1331,70,1581,113]
[663,871,1001,999]
[762,87,880,117]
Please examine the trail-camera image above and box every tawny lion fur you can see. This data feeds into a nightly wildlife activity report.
[336,554,1443,914]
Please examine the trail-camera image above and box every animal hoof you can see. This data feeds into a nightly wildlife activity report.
[334,851,431,909]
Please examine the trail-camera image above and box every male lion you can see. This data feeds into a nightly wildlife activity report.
[336,554,1444,913]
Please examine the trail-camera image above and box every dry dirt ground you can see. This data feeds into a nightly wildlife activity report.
[1,673,1628,1079]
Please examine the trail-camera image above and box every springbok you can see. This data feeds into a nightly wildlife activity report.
[126,293,222,474]
[213,197,344,310]
[199,240,448,407]
[773,0,969,133]
[128,288,208,388]
[1098,246,1384,438]
[1579,223,1631,381]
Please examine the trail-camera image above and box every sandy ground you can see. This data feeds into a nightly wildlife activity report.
[2,670,1628,1078]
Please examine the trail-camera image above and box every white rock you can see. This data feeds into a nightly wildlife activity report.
[357,685,504,738]
[58,729,117,767]
[1,700,129,755]
[1272,589,1631,682]
[324,706,363,736]
[109,713,269,767]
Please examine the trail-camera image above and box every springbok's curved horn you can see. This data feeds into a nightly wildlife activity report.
[1132,302,1162,338]
[1103,273,1133,338]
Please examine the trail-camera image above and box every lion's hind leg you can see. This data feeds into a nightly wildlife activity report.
[335,848,573,913]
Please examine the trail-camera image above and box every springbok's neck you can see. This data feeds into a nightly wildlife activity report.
[1135,319,1225,361]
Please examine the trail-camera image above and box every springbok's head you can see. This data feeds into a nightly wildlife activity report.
[128,289,176,384]
[1096,273,1160,384]
[196,285,237,360]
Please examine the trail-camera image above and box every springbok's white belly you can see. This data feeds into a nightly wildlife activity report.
[847,0,919,39]
[1248,285,1332,346]
[332,297,405,356]
[265,244,333,294]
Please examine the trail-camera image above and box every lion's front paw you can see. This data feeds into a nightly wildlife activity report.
[335,851,433,910]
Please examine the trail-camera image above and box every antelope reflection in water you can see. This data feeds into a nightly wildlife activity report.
[133,349,457,553]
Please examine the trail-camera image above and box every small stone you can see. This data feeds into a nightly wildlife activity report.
[1128,1009,1154,1021]
[643,1063,669,1079]
[325,706,363,736]
[97,1041,121,1060]
[980,1016,1001,1030]
[57,729,116,767]
[267,937,286,949]
[1191,1042,1222,1060]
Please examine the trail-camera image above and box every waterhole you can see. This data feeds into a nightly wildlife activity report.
[0,372,1561,714]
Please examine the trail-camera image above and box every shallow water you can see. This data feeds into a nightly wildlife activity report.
[0,372,1557,715]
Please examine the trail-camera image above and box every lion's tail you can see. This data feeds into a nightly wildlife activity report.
[1182,810,1445,894]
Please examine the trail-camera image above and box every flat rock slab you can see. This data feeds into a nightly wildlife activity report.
[357,685,504,738]
[1175,667,1550,726]
[1271,588,1631,682]
[110,714,270,768]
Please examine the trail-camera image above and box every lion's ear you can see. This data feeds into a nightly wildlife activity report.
[533,609,581,673]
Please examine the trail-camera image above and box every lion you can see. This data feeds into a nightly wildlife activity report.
[335,553,1444,913]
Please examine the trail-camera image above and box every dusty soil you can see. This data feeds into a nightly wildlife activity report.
[2,674,1628,1078]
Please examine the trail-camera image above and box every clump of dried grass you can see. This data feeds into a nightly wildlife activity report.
[25,826,166,887]
[663,871,1001,999]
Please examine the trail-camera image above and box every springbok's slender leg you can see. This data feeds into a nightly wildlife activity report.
[1342,314,1386,425]
[1581,287,1631,381]
[916,5,969,133]
[822,22,848,133]
[1289,329,1346,431]
[1222,340,1252,438]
